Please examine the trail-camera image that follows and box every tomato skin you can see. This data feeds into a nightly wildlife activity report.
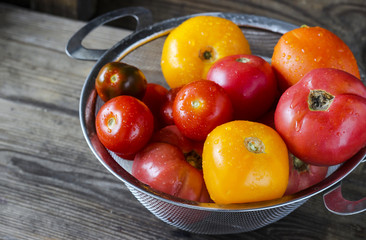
[285,153,328,195]
[152,125,203,155]
[160,87,182,126]
[203,121,289,204]
[161,16,251,88]
[207,54,278,120]
[95,95,154,160]
[142,83,168,130]
[132,142,211,202]
[173,80,233,141]
[275,68,366,166]
[95,62,147,102]
[272,26,360,92]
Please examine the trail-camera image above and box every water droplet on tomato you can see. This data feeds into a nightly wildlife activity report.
[290,102,298,109]
[295,121,302,132]
[179,94,186,100]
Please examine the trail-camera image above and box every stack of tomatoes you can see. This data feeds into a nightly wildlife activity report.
[94,16,366,204]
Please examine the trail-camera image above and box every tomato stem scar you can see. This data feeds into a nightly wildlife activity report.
[110,74,118,83]
[107,117,116,128]
[236,57,250,63]
[184,150,202,170]
[199,46,215,61]
[244,137,265,153]
[203,51,212,60]
[308,89,334,111]
[191,100,201,108]
[290,153,309,172]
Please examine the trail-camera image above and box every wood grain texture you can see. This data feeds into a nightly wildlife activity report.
[0,2,365,240]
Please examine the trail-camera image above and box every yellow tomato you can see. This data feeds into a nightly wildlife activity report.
[202,121,289,204]
[161,16,251,88]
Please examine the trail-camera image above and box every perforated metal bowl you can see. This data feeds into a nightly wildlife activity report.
[66,7,366,234]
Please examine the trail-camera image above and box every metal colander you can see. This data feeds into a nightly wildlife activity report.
[66,7,366,235]
[127,184,306,234]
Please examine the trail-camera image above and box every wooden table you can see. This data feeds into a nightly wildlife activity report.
[1,2,365,239]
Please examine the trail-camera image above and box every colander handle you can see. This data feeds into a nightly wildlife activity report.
[65,7,153,61]
[323,156,366,215]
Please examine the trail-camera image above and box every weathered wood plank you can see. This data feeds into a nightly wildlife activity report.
[0,3,132,116]
[30,0,98,20]
[0,3,131,52]
[0,100,182,240]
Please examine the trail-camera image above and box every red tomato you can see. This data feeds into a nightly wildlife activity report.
[173,80,233,141]
[152,125,204,169]
[206,54,278,120]
[160,87,182,126]
[142,83,168,129]
[132,142,211,202]
[95,95,154,160]
[275,68,366,166]
[285,153,328,195]
[95,62,147,102]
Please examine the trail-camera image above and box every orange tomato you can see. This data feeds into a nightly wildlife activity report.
[272,26,360,92]
[202,121,289,204]
[161,16,251,88]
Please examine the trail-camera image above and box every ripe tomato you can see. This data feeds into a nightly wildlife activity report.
[173,80,233,141]
[95,62,147,102]
[95,95,154,160]
[132,142,211,202]
[142,83,168,129]
[272,26,360,92]
[285,153,328,195]
[161,16,251,88]
[160,87,182,126]
[275,68,366,166]
[207,54,278,120]
[202,121,289,204]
